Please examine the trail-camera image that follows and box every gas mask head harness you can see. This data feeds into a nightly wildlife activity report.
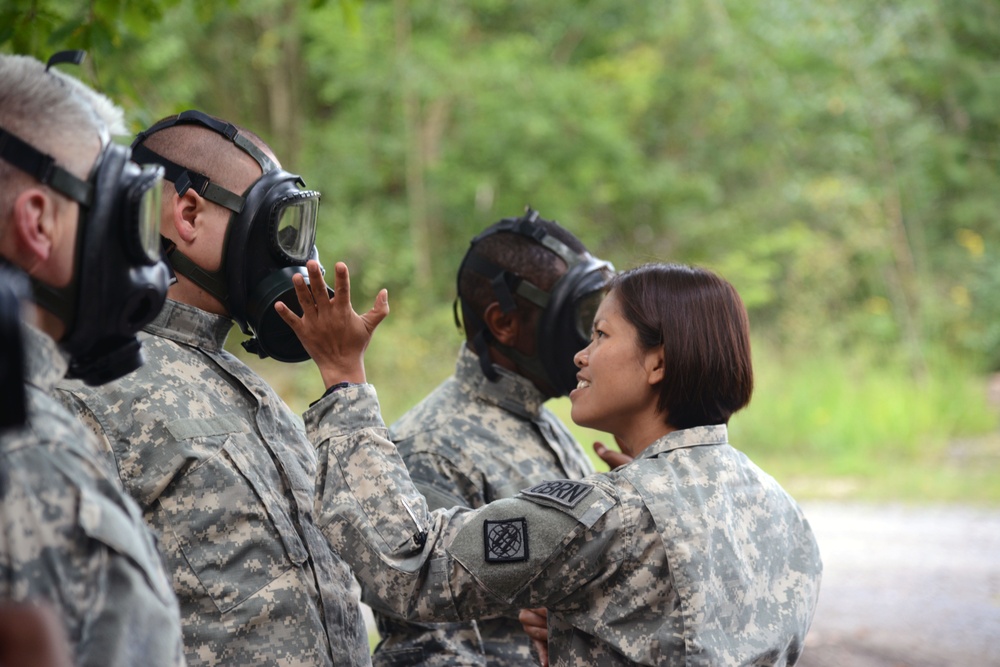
[131,110,327,363]
[454,208,614,397]
[0,260,28,431]
[0,51,170,386]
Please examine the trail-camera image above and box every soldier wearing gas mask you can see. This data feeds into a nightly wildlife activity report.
[56,110,372,666]
[374,209,614,666]
[0,53,185,667]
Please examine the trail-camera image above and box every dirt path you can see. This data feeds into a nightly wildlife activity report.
[797,502,1000,667]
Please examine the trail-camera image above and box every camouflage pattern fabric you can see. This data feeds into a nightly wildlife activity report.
[374,345,594,666]
[1,325,186,667]
[307,383,823,667]
[57,300,371,667]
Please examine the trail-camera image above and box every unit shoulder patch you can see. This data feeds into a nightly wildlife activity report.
[521,479,594,509]
[483,518,529,563]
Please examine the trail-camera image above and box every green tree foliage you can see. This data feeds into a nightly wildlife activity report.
[3,0,999,373]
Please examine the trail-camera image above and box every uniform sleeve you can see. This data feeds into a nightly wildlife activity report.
[0,447,186,667]
[305,384,621,624]
[372,615,487,667]
[372,449,487,667]
[0,452,102,651]
[402,450,484,511]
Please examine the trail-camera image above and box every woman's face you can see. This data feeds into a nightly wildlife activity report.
[569,290,669,456]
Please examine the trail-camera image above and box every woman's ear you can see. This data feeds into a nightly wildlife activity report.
[483,301,520,346]
[646,347,665,386]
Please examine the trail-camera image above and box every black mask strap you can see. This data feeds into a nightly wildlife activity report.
[470,329,499,382]
[132,144,244,213]
[0,50,96,205]
[0,128,92,205]
[457,251,553,384]
[45,50,85,71]
[133,110,278,174]
[462,253,519,313]
[159,237,230,306]
[0,259,28,431]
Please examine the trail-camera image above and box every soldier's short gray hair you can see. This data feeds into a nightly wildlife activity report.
[0,54,125,217]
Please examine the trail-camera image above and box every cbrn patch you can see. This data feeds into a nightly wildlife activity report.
[521,480,593,509]
[484,518,529,563]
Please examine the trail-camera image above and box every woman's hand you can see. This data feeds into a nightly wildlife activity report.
[519,607,549,667]
[594,440,634,469]
[275,260,389,390]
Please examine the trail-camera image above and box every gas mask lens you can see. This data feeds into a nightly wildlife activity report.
[575,289,605,340]
[271,191,319,263]
[127,164,165,265]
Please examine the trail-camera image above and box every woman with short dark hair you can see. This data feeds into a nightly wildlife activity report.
[605,263,754,430]
[285,259,824,667]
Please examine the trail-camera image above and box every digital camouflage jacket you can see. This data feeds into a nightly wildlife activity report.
[374,345,594,666]
[307,383,823,667]
[2,325,185,667]
[58,300,371,667]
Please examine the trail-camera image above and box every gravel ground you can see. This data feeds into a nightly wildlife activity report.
[797,502,1000,667]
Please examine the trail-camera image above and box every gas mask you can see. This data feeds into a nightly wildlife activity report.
[131,110,327,363]
[0,261,28,431]
[0,125,170,386]
[455,208,614,397]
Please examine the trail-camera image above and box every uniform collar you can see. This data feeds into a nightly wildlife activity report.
[637,424,730,460]
[23,323,69,393]
[455,344,547,419]
[145,299,233,352]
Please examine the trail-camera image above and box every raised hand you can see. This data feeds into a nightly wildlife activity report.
[275,260,389,389]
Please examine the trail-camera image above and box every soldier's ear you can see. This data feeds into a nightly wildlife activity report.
[483,301,519,346]
[9,187,57,271]
[172,189,203,243]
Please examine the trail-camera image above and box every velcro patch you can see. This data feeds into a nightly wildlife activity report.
[484,518,529,563]
[521,480,594,509]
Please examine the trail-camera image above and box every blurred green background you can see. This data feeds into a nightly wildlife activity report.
[5,0,999,504]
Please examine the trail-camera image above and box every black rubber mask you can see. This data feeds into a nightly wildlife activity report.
[0,126,170,386]
[132,110,328,363]
[455,208,614,397]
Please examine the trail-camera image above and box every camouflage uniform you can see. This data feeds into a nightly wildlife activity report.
[308,384,823,667]
[57,300,370,667]
[374,345,594,666]
[0,325,185,667]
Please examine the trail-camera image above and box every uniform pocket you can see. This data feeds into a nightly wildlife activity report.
[156,433,308,613]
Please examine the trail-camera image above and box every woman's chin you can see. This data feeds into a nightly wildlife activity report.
[570,405,598,431]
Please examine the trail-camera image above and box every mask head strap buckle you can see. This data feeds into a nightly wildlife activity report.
[0,128,93,205]
[130,143,245,214]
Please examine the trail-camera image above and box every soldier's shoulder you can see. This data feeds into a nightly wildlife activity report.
[446,479,620,601]
[390,381,469,437]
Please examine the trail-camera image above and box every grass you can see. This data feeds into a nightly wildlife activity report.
[243,316,1000,507]
[546,341,1000,506]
